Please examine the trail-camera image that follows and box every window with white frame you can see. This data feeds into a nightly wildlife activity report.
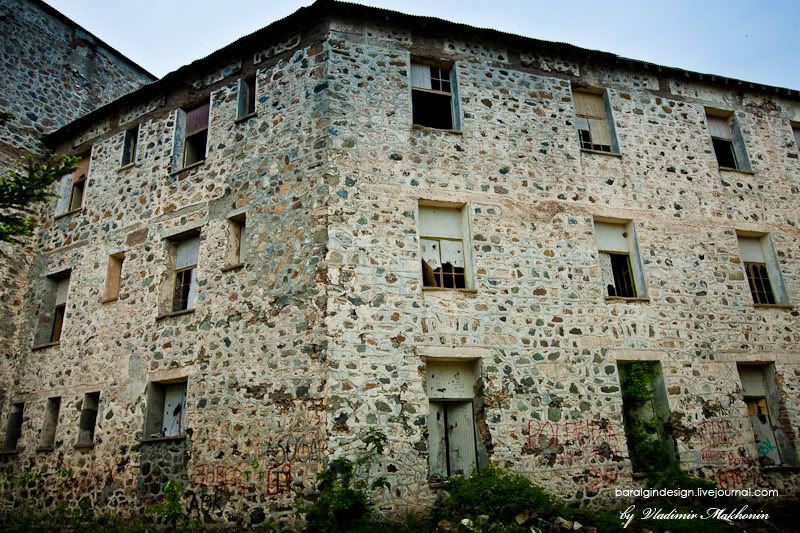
[736,233,788,305]
[594,220,646,299]
[410,61,460,130]
[706,109,750,170]
[573,89,618,153]
[419,203,471,289]
[144,380,187,439]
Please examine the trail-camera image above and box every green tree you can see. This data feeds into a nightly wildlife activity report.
[0,153,78,244]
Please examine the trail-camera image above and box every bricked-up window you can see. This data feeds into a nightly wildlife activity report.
[77,392,100,447]
[173,236,199,312]
[34,270,71,346]
[144,380,187,439]
[38,396,60,450]
[419,203,472,290]
[737,364,799,466]
[226,213,247,267]
[56,155,89,215]
[736,233,788,305]
[426,360,480,479]
[618,362,677,473]
[3,403,24,452]
[706,109,751,171]
[121,125,139,166]
[410,61,461,130]
[238,76,257,119]
[173,101,210,170]
[594,220,647,299]
[102,253,124,302]
[573,89,618,153]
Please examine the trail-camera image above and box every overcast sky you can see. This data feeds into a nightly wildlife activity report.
[47,0,800,90]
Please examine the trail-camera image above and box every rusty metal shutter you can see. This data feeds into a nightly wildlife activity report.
[186,103,210,136]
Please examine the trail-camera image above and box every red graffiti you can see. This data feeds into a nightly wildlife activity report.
[192,462,293,497]
[585,466,620,494]
[525,419,625,466]
[699,419,736,449]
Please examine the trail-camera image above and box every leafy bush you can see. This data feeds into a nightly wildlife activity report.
[434,467,558,532]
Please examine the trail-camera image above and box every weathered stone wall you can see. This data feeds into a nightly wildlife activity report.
[0,29,330,527]
[2,4,800,527]
[323,17,800,512]
[0,0,154,450]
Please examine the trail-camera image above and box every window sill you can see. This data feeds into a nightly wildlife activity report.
[74,442,95,450]
[100,296,119,304]
[141,434,187,444]
[54,207,84,220]
[0,449,19,456]
[604,296,650,303]
[222,262,246,272]
[36,446,54,453]
[412,124,463,135]
[762,465,800,473]
[235,112,257,124]
[580,148,622,157]
[155,308,195,321]
[718,166,755,175]
[31,342,60,351]
[117,162,136,171]
[753,303,793,310]
[170,160,205,176]
[422,287,478,294]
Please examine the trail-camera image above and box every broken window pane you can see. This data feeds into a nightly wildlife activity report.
[421,238,465,289]
[411,61,455,130]
[573,90,614,152]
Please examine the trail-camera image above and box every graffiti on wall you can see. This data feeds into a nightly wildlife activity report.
[524,418,626,467]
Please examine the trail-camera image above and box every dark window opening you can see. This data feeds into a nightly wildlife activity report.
[122,126,138,166]
[745,262,776,305]
[412,90,453,130]
[3,403,24,452]
[145,381,187,439]
[50,303,65,343]
[421,238,466,289]
[68,181,85,212]
[173,268,194,312]
[712,137,738,169]
[607,253,636,298]
[183,130,207,167]
[39,397,61,450]
[239,76,257,118]
[422,259,465,289]
[578,125,612,152]
[77,392,100,446]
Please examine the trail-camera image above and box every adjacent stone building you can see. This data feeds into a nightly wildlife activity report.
[1,0,799,527]
[0,0,154,448]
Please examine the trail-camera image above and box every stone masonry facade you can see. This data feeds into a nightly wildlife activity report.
[1,0,799,528]
[0,0,154,451]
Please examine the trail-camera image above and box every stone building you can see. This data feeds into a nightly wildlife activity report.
[1,0,800,527]
[0,0,154,443]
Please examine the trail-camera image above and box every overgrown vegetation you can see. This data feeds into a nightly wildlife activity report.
[0,153,78,244]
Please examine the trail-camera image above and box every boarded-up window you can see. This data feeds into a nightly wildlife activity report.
[103,253,124,302]
[238,76,257,118]
[38,397,60,450]
[574,90,615,152]
[3,403,24,452]
[618,362,676,472]
[426,360,479,479]
[737,364,798,466]
[706,110,750,170]
[411,61,459,130]
[121,125,139,166]
[737,234,782,305]
[173,237,199,312]
[594,221,643,298]
[77,392,100,446]
[144,381,187,439]
[419,204,468,289]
